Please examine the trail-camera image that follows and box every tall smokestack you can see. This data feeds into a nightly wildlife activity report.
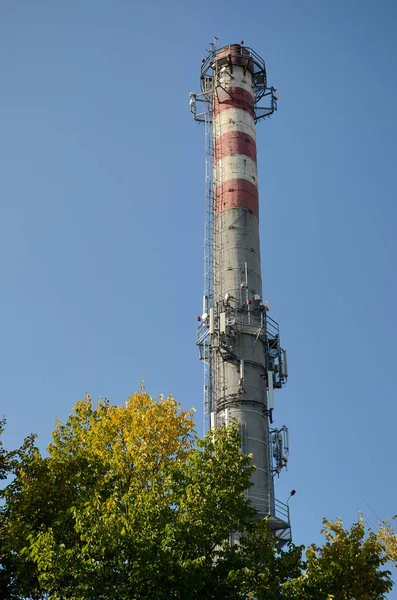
[191,42,291,545]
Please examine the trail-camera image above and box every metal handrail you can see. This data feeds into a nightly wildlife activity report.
[196,321,209,345]
[247,492,290,525]
[197,310,280,343]
[200,45,266,80]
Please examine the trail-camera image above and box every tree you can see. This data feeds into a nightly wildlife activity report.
[0,392,393,599]
[0,391,302,599]
[283,516,392,600]
[377,515,397,567]
[0,418,9,481]
[0,419,41,599]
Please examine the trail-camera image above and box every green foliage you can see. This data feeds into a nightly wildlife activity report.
[0,393,279,599]
[377,515,397,567]
[0,419,41,599]
[231,519,303,599]
[0,396,393,599]
[0,418,9,482]
[283,516,392,600]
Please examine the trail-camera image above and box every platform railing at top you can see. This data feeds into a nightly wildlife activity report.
[200,45,266,80]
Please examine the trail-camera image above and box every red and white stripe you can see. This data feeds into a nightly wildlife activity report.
[213,48,258,216]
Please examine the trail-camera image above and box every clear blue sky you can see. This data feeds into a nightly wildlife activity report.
[1,0,397,590]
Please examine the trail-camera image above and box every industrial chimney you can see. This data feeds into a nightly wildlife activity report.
[191,41,291,544]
